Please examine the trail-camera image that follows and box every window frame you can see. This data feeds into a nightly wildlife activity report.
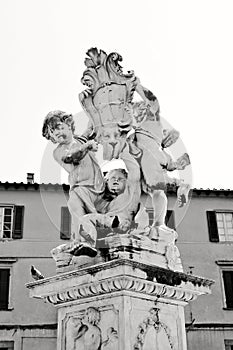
[0,340,14,349]
[216,260,233,310]
[225,339,233,350]
[0,259,16,311]
[207,210,233,243]
[215,210,233,242]
[0,204,24,241]
[0,205,14,240]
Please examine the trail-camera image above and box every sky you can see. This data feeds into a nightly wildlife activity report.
[0,0,233,189]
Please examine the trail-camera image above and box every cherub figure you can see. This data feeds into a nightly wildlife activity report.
[72,168,138,251]
[74,307,102,350]
[42,111,105,257]
[67,308,102,350]
[128,98,190,232]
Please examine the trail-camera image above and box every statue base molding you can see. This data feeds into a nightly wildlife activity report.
[27,259,213,350]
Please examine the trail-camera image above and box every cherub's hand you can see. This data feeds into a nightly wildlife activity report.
[119,218,131,231]
[176,153,190,170]
[87,140,98,152]
[162,129,180,148]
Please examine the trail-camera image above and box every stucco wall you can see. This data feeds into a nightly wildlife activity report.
[0,328,57,350]
[186,328,233,350]
[0,187,69,325]
[176,195,233,325]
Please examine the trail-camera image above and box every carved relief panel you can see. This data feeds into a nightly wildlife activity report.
[63,305,119,350]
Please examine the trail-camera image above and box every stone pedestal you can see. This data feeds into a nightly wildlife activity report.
[27,256,213,350]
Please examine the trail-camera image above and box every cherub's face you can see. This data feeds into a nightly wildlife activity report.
[107,170,127,195]
[49,122,73,144]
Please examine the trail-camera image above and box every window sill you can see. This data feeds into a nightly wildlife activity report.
[0,238,13,242]
[223,307,233,311]
[0,307,14,311]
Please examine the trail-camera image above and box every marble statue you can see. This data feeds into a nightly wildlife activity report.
[129,100,190,234]
[42,110,105,257]
[43,47,191,267]
[79,48,190,234]
[69,168,138,256]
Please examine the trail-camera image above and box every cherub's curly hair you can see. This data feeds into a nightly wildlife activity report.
[85,307,101,325]
[42,110,75,143]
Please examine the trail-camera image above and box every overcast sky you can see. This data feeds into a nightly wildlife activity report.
[0,0,233,189]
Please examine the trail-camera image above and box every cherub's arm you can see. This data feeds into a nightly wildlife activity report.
[135,78,160,119]
[53,141,97,166]
[126,129,142,159]
[63,140,98,164]
[81,120,96,141]
[162,129,180,148]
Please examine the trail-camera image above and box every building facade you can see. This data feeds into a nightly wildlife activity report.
[0,182,70,350]
[0,183,233,349]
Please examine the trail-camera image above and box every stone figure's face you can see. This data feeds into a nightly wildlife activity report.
[107,170,127,195]
[49,122,72,144]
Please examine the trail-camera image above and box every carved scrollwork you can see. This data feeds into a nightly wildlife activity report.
[79,47,137,161]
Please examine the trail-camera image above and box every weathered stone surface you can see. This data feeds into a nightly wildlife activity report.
[52,225,183,274]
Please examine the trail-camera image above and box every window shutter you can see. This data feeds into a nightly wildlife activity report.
[0,269,10,310]
[206,211,219,242]
[165,210,175,230]
[12,206,24,239]
[60,207,71,240]
[223,271,233,308]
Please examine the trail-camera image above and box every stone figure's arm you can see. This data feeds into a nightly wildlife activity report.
[64,140,98,164]
[162,129,180,148]
[126,129,142,159]
[135,78,160,119]
[81,120,96,141]
[53,141,97,165]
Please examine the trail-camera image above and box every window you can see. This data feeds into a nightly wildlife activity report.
[207,211,233,242]
[147,209,175,230]
[222,271,233,309]
[0,268,10,310]
[0,342,14,350]
[0,341,14,350]
[0,259,16,311]
[0,205,24,240]
[0,206,14,239]
[225,340,233,350]
[216,261,233,310]
[60,207,71,239]
[216,212,233,242]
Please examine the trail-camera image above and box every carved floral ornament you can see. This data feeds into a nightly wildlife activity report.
[134,308,175,350]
